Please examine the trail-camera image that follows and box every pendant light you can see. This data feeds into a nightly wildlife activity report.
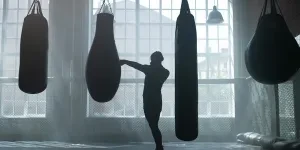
[206,0,224,24]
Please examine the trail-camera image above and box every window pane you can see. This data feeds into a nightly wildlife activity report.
[4,39,17,53]
[28,101,37,115]
[115,24,125,38]
[219,10,228,23]
[188,0,196,9]
[219,26,228,39]
[126,10,136,23]
[123,84,136,116]
[37,102,46,114]
[162,101,173,117]
[219,40,229,53]
[197,40,206,53]
[41,0,49,9]
[171,10,179,21]
[139,24,149,38]
[0,0,3,8]
[115,10,126,23]
[161,10,172,23]
[126,24,136,38]
[208,26,218,39]
[196,25,206,39]
[140,0,149,9]
[150,0,159,9]
[138,57,149,78]
[162,56,174,79]
[121,58,136,79]
[43,10,49,20]
[198,57,207,79]
[218,0,228,9]
[199,101,208,116]
[125,39,136,53]
[18,10,27,23]
[116,0,125,9]
[209,84,233,102]
[2,101,14,116]
[208,0,215,9]
[196,10,206,23]
[3,56,16,70]
[162,39,172,53]
[6,24,18,38]
[196,0,206,9]
[0,11,3,23]
[172,0,181,9]
[7,10,18,23]
[198,85,208,100]
[126,0,136,9]
[140,9,150,23]
[150,39,160,51]
[162,25,172,39]
[14,101,26,116]
[162,0,172,9]
[208,40,218,53]
[8,0,18,9]
[116,39,126,53]
[150,25,160,38]
[2,84,14,100]
[139,39,150,53]
[150,10,160,23]
[162,85,175,117]
[19,0,29,9]
[15,86,25,100]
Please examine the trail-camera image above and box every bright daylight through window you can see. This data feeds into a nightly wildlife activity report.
[0,0,49,118]
[88,0,234,118]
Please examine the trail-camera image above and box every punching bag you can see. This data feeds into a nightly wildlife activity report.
[245,0,300,85]
[86,1,121,103]
[175,0,198,141]
[19,0,48,94]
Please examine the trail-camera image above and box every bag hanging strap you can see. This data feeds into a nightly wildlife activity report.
[180,0,191,14]
[270,0,277,14]
[260,0,283,17]
[97,0,113,15]
[257,0,285,25]
[27,0,43,16]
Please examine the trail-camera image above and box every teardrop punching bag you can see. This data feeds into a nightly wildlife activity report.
[86,2,121,103]
[19,0,48,94]
[175,0,198,141]
[245,0,300,85]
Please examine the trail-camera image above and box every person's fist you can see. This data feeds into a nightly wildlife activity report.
[119,60,126,66]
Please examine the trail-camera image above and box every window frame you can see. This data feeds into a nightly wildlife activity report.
[88,0,235,118]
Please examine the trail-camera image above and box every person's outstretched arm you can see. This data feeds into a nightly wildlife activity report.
[120,59,147,73]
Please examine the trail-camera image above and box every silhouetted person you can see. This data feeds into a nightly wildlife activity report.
[120,51,169,150]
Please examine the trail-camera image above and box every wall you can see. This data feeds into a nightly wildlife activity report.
[246,0,300,37]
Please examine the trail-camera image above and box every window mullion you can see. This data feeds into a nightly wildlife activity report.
[135,0,140,117]
[0,0,9,118]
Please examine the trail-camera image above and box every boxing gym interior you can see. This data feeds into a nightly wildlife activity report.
[0,0,300,149]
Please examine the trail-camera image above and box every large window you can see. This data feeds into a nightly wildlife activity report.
[0,0,49,118]
[88,0,234,118]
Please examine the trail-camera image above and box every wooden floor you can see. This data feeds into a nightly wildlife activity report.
[0,141,261,150]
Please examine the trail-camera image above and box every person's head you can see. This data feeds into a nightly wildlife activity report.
[150,51,164,65]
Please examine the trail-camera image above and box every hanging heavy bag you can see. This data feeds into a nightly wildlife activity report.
[19,0,48,94]
[175,0,198,141]
[86,1,121,103]
[245,0,300,85]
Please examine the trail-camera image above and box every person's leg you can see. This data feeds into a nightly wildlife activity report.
[145,110,163,149]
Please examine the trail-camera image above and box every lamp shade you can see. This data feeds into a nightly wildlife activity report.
[207,6,224,24]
